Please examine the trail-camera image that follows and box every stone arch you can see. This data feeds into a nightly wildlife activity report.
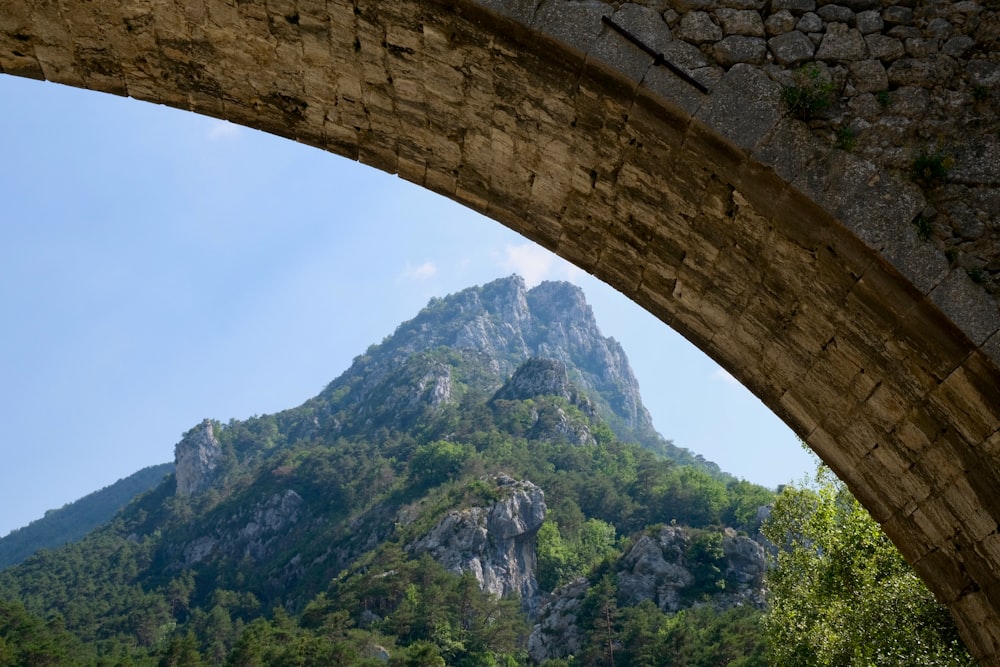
[2,0,999,660]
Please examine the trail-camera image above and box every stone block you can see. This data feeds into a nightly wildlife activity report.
[532,0,608,55]
[768,30,816,65]
[816,5,852,23]
[854,9,883,34]
[765,9,796,35]
[713,35,767,66]
[848,57,887,92]
[697,63,782,150]
[865,33,905,61]
[883,5,913,26]
[676,11,722,44]
[770,0,816,15]
[796,11,824,33]
[815,22,868,61]
[716,9,765,36]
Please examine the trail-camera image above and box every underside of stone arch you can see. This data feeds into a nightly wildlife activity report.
[2,0,999,661]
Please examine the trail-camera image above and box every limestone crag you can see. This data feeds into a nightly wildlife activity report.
[174,419,222,496]
[180,489,304,567]
[317,276,662,450]
[492,358,599,445]
[528,525,767,663]
[408,474,547,613]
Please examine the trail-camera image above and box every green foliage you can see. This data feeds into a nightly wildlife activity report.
[408,441,473,488]
[973,85,990,102]
[781,64,836,121]
[684,530,726,600]
[913,214,933,241]
[536,519,619,592]
[911,150,953,188]
[762,464,974,666]
[876,89,891,107]
[835,126,857,152]
[967,267,987,284]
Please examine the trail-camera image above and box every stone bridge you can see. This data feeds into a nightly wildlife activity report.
[1,0,998,659]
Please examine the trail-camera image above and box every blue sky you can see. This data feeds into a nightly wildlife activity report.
[0,74,814,537]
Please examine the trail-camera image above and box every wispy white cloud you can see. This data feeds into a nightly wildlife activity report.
[207,121,241,141]
[712,367,740,386]
[398,261,438,282]
[499,243,583,288]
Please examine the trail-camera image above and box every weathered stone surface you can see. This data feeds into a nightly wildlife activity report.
[816,22,869,61]
[769,29,817,64]
[849,58,888,92]
[771,0,816,14]
[883,5,914,26]
[714,34,768,65]
[716,8,765,36]
[817,4,853,23]
[865,33,906,61]
[409,475,546,612]
[175,419,222,496]
[798,11,825,32]
[676,10,723,42]
[765,8,797,35]
[855,9,883,34]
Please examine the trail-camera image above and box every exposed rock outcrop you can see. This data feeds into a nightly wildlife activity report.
[174,419,222,496]
[528,525,767,663]
[409,475,546,613]
[315,276,675,457]
[181,489,304,566]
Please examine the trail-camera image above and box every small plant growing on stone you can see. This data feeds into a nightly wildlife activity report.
[781,64,836,121]
[973,85,990,102]
[835,126,857,152]
[967,267,987,284]
[911,150,953,188]
[945,248,958,265]
[912,215,933,241]
[876,90,891,108]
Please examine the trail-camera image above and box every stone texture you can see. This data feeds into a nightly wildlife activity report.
[409,475,547,612]
[716,8,766,36]
[676,11,723,42]
[765,9,797,35]
[174,419,222,496]
[849,58,888,92]
[816,22,869,61]
[714,35,768,65]
[769,29,817,64]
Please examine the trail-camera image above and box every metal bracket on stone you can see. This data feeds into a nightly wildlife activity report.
[601,15,710,95]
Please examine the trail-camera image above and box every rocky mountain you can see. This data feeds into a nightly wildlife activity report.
[0,276,774,665]
[304,275,718,471]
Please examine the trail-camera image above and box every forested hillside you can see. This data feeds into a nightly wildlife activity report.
[0,463,173,570]
[0,277,973,666]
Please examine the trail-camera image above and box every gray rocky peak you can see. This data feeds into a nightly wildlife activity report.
[493,358,575,403]
[174,419,222,496]
[408,474,546,613]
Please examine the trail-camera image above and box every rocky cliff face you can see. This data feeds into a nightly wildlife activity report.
[174,419,223,496]
[528,525,767,663]
[315,276,663,451]
[408,475,547,613]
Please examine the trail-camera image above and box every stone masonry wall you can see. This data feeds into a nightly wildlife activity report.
[615,0,1000,295]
